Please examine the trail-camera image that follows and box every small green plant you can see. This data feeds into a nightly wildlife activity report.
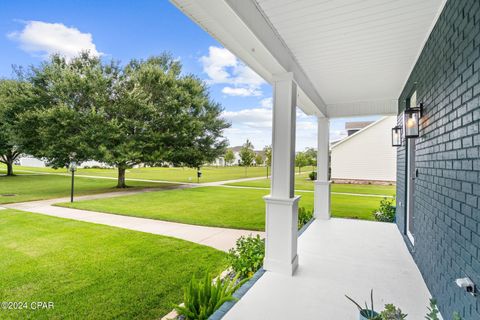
[373,198,396,222]
[425,299,462,320]
[380,304,407,319]
[452,312,462,320]
[425,299,440,320]
[309,171,317,180]
[227,235,265,279]
[346,289,379,319]
[298,207,313,230]
[175,273,246,320]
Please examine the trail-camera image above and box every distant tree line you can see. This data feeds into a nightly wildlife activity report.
[0,52,230,187]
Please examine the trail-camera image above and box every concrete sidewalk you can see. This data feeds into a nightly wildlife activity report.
[2,189,263,251]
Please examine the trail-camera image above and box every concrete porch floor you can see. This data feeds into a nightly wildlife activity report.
[224,218,432,319]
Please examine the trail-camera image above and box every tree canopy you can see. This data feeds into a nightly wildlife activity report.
[239,139,255,176]
[14,52,230,187]
[224,149,235,166]
[0,79,34,175]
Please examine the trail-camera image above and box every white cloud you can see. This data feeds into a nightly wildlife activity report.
[8,21,102,60]
[222,101,319,150]
[200,46,265,97]
[260,97,272,109]
[222,86,261,97]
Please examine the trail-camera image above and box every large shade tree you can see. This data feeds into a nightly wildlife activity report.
[0,79,34,175]
[16,53,113,169]
[17,52,229,188]
[100,55,229,187]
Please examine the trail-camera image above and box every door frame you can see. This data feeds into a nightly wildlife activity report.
[405,138,415,245]
[404,90,417,245]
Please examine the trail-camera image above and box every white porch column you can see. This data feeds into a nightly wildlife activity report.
[263,72,299,275]
[314,117,331,220]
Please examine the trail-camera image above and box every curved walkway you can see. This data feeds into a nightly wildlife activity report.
[2,191,263,252]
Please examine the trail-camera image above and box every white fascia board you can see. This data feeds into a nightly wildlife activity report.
[170,0,327,117]
[326,99,398,118]
[330,116,391,150]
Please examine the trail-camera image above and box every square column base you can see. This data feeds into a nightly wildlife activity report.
[263,195,300,275]
[314,180,331,220]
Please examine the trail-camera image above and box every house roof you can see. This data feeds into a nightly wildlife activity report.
[345,121,374,131]
[331,116,392,149]
[228,146,265,156]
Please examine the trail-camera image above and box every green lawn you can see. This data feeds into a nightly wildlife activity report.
[58,186,386,230]
[0,209,226,320]
[228,173,396,196]
[0,174,170,204]
[3,164,272,183]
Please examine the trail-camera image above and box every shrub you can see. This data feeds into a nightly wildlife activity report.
[425,299,441,320]
[308,171,317,180]
[298,207,313,230]
[175,273,246,320]
[373,198,396,222]
[379,304,407,319]
[227,235,265,279]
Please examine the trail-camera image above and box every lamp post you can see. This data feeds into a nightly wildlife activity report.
[197,167,202,183]
[69,153,77,203]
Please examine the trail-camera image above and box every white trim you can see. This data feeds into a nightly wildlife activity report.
[170,0,327,117]
[407,230,415,246]
[330,116,391,150]
[326,99,398,118]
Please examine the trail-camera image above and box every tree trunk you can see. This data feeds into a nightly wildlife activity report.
[117,167,127,188]
[6,160,13,176]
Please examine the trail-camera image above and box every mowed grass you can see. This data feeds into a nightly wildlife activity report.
[0,174,170,204]
[4,164,271,183]
[0,209,227,320]
[228,173,396,196]
[59,186,386,230]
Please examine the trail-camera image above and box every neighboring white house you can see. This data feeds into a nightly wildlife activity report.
[331,116,397,182]
[17,156,47,168]
[15,156,109,169]
[214,146,265,166]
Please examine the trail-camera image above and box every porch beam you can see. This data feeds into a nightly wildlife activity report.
[314,117,331,220]
[326,99,398,118]
[170,0,327,117]
[264,72,299,275]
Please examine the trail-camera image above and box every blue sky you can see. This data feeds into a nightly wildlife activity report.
[0,0,379,150]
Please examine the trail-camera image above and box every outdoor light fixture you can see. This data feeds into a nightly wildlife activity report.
[391,126,402,147]
[403,103,423,138]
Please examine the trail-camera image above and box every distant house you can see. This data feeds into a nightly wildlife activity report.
[330,116,397,183]
[215,146,265,166]
[15,156,110,169]
[17,156,47,168]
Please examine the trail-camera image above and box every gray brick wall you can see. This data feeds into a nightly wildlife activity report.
[396,1,480,319]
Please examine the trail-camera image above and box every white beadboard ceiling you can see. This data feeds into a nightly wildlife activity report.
[170,0,446,117]
[255,0,445,105]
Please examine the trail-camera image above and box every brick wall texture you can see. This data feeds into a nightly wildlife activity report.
[396,1,480,319]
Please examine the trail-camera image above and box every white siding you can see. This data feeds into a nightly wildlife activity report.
[331,116,397,181]
[18,156,46,168]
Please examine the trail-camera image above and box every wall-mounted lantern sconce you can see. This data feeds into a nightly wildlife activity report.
[391,126,402,147]
[404,103,423,138]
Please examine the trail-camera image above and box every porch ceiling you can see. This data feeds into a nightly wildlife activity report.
[171,0,445,117]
